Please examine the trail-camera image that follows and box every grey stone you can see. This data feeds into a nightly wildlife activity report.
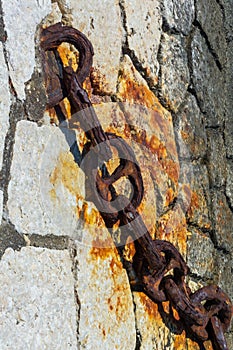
[210,191,233,252]
[123,0,162,87]
[225,42,233,158]
[70,0,123,94]
[1,0,51,100]
[206,129,226,188]
[0,42,10,171]
[162,0,195,35]
[159,33,190,112]
[219,0,233,42]
[187,228,215,279]
[214,250,233,302]
[191,30,225,126]
[0,247,78,349]
[196,0,227,66]
[175,94,207,159]
[75,234,136,349]
[7,120,80,236]
[226,160,233,209]
[186,163,212,230]
[0,190,3,225]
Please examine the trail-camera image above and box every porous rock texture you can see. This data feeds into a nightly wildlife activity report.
[0,0,232,349]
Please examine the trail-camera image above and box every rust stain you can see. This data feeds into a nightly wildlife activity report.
[138,293,161,320]
[89,238,117,260]
[118,69,163,113]
[165,187,176,207]
[173,331,186,350]
[187,191,199,218]
[181,130,189,141]
[50,151,106,226]
[157,210,187,256]
[50,151,80,197]
[57,43,79,70]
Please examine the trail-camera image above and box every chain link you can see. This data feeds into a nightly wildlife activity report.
[41,23,232,350]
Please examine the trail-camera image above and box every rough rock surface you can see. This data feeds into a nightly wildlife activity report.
[196,0,227,66]
[162,0,195,35]
[191,30,225,126]
[159,33,190,112]
[7,120,80,236]
[1,0,51,100]
[0,247,78,349]
[75,233,136,350]
[122,0,162,87]
[70,0,123,95]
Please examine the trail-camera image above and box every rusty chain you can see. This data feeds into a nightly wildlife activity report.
[40,23,232,350]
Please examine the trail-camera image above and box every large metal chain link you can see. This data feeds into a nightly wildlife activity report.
[40,23,232,350]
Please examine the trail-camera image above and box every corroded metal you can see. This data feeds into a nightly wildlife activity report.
[40,23,233,350]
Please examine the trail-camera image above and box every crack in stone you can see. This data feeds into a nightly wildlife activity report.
[0,100,25,215]
[131,293,142,350]
[193,20,222,71]
[68,241,81,349]
[26,233,70,250]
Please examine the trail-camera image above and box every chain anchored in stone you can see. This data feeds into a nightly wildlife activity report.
[41,23,232,350]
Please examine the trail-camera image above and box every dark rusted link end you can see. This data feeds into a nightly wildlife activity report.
[142,240,189,303]
[190,285,233,332]
[163,277,209,329]
[208,316,229,350]
[41,23,93,85]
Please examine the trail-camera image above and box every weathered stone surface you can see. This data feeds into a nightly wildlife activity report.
[214,250,233,302]
[191,30,225,126]
[159,33,190,112]
[220,0,233,42]
[225,42,233,158]
[70,0,123,94]
[210,191,233,252]
[175,94,207,160]
[7,120,79,236]
[122,0,162,86]
[75,234,136,350]
[206,130,226,188]
[162,0,195,35]
[226,160,233,209]
[0,190,3,225]
[187,163,211,230]
[1,0,51,100]
[116,55,185,219]
[196,0,227,66]
[187,228,215,279]
[0,42,10,170]
[0,247,77,349]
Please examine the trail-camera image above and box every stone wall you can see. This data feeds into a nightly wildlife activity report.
[0,0,232,349]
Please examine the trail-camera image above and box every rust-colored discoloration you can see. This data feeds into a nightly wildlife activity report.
[173,332,187,350]
[157,208,187,256]
[165,187,176,207]
[49,151,106,228]
[138,293,161,321]
[50,151,81,197]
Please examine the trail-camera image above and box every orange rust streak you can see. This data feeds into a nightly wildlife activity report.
[138,293,161,321]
